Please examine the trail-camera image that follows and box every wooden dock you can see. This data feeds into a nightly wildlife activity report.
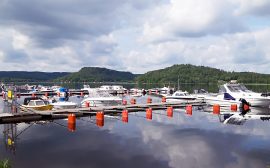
[0,100,205,124]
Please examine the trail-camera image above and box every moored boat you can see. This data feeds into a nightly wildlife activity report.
[21,97,53,111]
[81,89,122,107]
[166,90,197,102]
[219,81,270,107]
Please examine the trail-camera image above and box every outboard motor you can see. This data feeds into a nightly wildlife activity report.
[142,89,146,95]
[239,98,250,115]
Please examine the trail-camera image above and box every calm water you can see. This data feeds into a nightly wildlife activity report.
[1,95,270,168]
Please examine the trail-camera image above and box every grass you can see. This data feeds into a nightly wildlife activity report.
[0,159,11,168]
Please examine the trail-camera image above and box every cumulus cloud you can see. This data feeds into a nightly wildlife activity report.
[138,123,270,168]
[0,0,269,73]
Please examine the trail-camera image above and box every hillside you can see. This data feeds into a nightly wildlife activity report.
[136,64,270,84]
[0,71,70,82]
[56,67,137,82]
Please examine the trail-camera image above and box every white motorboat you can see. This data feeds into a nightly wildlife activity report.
[112,85,125,94]
[99,85,116,94]
[203,93,242,107]
[51,101,78,109]
[219,81,270,107]
[81,89,122,107]
[159,86,174,96]
[166,90,197,102]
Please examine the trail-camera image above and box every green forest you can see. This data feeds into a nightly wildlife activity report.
[136,64,270,84]
[55,67,136,82]
[1,64,270,84]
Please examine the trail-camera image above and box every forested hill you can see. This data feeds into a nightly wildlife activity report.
[0,71,70,82]
[56,67,137,82]
[136,64,270,84]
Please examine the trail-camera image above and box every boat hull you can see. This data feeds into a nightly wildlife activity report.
[22,105,54,111]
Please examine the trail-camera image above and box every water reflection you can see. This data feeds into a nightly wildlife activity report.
[0,96,270,167]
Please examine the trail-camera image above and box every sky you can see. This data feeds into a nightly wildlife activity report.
[0,0,270,74]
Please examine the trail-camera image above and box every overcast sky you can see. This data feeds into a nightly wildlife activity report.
[0,0,270,73]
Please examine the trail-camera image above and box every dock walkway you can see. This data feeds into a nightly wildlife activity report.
[0,100,205,124]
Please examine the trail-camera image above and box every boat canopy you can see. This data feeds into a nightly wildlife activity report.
[23,97,43,105]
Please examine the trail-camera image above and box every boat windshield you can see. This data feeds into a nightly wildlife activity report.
[89,90,113,98]
[227,84,251,92]
[35,100,45,106]
[174,92,189,96]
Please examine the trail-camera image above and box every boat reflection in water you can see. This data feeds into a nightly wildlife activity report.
[219,107,270,125]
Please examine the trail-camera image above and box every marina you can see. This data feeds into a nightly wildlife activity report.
[0,82,270,168]
[1,93,270,168]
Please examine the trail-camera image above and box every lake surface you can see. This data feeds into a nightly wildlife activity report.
[0,95,270,168]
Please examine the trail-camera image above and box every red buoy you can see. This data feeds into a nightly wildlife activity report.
[147,97,152,104]
[231,104,237,112]
[186,105,192,115]
[68,123,76,132]
[167,106,173,118]
[122,109,128,123]
[68,113,76,124]
[67,114,76,132]
[146,108,152,120]
[96,112,104,127]
[213,104,220,115]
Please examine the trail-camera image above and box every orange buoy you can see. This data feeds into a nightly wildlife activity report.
[162,97,166,103]
[130,98,136,105]
[31,93,35,97]
[96,112,104,127]
[231,104,237,112]
[67,114,76,132]
[68,113,76,124]
[122,100,127,105]
[122,109,128,123]
[186,105,192,115]
[146,108,152,120]
[68,122,76,132]
[167,106,173,118]
[213,104,220,115]
[85,101,90,107]
[147,97,152,104]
